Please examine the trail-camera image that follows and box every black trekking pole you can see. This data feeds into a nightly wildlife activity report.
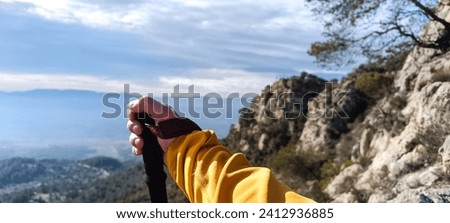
[136,113,168,203]
[136,111,202,203]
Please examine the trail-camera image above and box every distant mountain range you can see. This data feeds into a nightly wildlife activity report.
[0,89,239,161]
[0,89,235,202]
[0,156,187,203]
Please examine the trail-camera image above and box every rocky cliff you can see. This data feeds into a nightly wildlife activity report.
[224,1,450,202]
[223,72,327,165]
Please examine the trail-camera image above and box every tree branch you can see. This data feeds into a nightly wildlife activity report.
[392,18,440,49]
[409,0,450,28]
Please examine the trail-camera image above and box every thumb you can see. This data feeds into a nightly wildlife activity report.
[128,96,177,122]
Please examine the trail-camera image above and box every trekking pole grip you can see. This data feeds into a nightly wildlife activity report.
[136,112,168,203]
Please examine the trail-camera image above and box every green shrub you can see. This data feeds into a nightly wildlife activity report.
[319,160,340,190]
[355,72,393,99]
[267,143,301,174]
[266,143,322,180]
[342,159,355,169]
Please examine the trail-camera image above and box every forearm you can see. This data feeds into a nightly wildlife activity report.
[165,130,315,203]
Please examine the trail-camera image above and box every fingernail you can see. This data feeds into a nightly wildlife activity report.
[134,138,143,148]
[127,100,136,108]
[132,124,141,135]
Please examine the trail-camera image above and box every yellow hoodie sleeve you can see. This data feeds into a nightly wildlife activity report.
[165,130,315,203]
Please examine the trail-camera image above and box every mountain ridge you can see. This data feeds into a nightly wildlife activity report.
[1,2,450,203]
[222,1,450,202]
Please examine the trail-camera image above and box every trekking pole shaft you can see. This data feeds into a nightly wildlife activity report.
[136,113,168,203]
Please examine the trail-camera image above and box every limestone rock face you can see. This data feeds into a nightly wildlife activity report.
[340,83,450,203]
[223,2,450,202]
[324,2,450,202]
[297,81,367,163]
[440,136,450,175]
[223,73,326,165]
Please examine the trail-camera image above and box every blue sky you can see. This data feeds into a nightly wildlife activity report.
[0,0,349,160]
[0,0,348,95]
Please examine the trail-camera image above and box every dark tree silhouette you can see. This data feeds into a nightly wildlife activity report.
[306,0,450,67]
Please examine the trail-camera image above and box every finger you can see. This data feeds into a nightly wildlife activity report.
[132,146,143,156]
[127,107,137,121]
[127,120,142,136]
[128,96,177,121]
[129,133,144,149]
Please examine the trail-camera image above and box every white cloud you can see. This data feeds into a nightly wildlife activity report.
[169,0,211,9]
[0,72,147,93]
[1,0,71,10]
[159,68,277,96]
[0,0,330,92]
[0,0,321,42]
[0,0,150,30]
[0,69,277,96]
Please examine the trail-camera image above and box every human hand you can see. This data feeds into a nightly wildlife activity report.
[127,96,178,156]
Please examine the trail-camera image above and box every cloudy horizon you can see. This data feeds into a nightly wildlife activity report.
[0,0,351,160]
[0,0,349,96]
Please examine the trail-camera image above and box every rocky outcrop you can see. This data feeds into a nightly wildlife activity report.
[323,1,450,202]
[326,81,450,203]
[297,80,367,163]
[440,136,450,175]
[224,1,450,202]
[223,72,327,165]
